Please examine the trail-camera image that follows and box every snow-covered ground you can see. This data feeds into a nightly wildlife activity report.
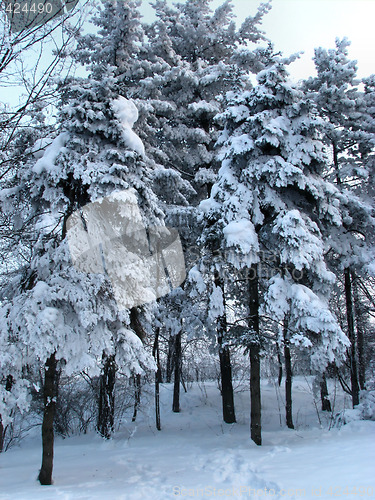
[0,378,374,499]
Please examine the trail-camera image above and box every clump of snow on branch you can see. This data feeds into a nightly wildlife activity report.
[208,284,224,320]
[188,266,207,296]
[32,133,69,175]
[111,97,145,157]
[223,219,259,269]
[273,210,335,281]
[116,328,156,377]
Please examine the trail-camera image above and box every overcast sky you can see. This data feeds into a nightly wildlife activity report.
[140,0,375,81]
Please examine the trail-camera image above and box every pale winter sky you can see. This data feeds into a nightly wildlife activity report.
[3,0,374,107]
[140,0,375,81]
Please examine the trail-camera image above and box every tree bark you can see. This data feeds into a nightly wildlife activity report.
[166,334,175,383]
[356,314,366,391]
[333,141,342,186]
[129,308,147,421]
[344,268,360,407]
[153,328,161,431]
[130,307,146,342]
[332,138,361,404]
[219,346,236,424]
[38,353,58,485]
[248,263,261,445]
[352,271,366,390]
[277,343,283,387]
[0,417,4,453]
[131,374,141,423]
[214,271,236,424]
[283,317,294,429]
[0,375,13,453]
[97,353,116,439]
[172,332,182,413]
[320,373,332,412]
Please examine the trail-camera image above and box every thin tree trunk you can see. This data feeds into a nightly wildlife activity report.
[277,343,283,387]
[0,375,13,453]
[180,372,187,393]
[344,268,360,407]
[357,320,366,391]
[131,374,142,423]
[153,328,161,431]
[283,317,294,429]
[248,263,261,445]
[352,271,366,390]
[332,142,361,404]
[356,317,366,391]
[38,353,58,485]
[129,307,147,421]
[166,334,175,383]
[214,270,236,424]
[97,353,116,439]
[0,417,4,453]
[333,141,342,186]
[172,331,182,413]
[320,373,332,412]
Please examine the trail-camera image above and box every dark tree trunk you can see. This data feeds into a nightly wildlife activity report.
[180,372,187,393]
[0,375,13,453]
[283,318,294,429]
[333,142,360,404]
[356,317,366,391]
[0,417,4,453]
[129,308,147,421]
[38,353,58,485]
[357,319,366,391]
[248,263,261,445]
[333,141,342,186]
[131,374,142,423]
[130,307,146,342]
[166,334,175,383]
[320,373,332,412]
[153,328,161,431]
[344,268,360,407]
[352,272,366,390]
[214,271,236,424]
[277,344,283,387]
[172,331,182,413]
[219,346,236,423]
[97,353,116,439]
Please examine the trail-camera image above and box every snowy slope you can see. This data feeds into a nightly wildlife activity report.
[0,379,374,499]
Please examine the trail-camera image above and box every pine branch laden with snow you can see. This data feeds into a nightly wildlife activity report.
[129,0,271,204]
[200,49,350,370]
[304,37,375,274]
[0,61,162,435]
[261,274,350,371]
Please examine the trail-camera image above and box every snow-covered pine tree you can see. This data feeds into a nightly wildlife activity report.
[73,0,197,209]
[70,0,195,423]
[201,48,349,440]
[0,110,57,453]
[304,39,375,406]
[0,49,161,482]
[66,0,176,438]
[362,74,375,202]
[141,0,271,425]
[75,0,145,86]
[304,38,373,187]
[141,0,271,202]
